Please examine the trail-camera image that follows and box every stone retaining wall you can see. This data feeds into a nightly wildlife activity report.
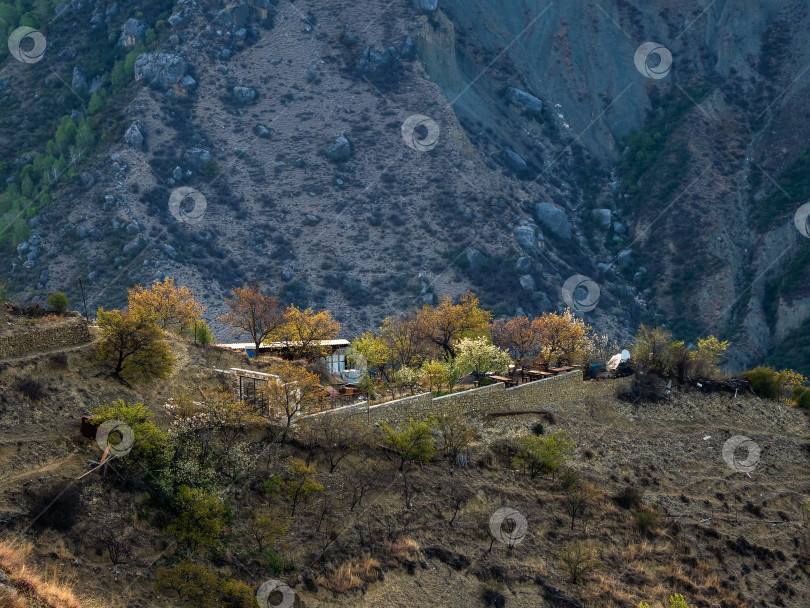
[0,316,92,358]
[310,371,634,426]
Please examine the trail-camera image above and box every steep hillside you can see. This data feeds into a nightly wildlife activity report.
[0,333,808,607]
[1,0,809,373]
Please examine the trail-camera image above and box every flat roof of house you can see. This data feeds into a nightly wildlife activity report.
[217,339,350,351]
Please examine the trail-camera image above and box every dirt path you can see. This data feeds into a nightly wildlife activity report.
[0,453,82,491]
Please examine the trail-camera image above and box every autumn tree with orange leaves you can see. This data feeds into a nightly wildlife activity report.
[277,304,341,360]
[534,310,591,366]
[128,278,205,334]
[490,315,542,366]
[218,283,286,354]
[416,292,491,359]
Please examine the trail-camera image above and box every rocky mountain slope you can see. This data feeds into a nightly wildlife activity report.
[1,0,809,373]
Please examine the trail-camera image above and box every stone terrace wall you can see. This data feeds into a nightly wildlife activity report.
[311,371,635,426]
[0,316,92,358]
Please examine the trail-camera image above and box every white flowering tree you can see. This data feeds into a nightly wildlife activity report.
[455,337,512,379]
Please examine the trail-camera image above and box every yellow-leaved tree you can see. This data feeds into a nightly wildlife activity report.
[127,278,204,334]
[96,307,174,384]
[278,304,341,360]
[416,292,492,359]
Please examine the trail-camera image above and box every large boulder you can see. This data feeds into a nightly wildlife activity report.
[134,53,188,90]
[355,46,397,73]
[533,202,571,239]
[504,149,527,173]
[325,134,351,162]
[183,148,212,172]
[232,86,256,104]
[514,223,540,251]
[519,274,536,291]
[465,246,486,270]
[515,256,532,273]
[124,120,146,149]
[119,18,146,47]
[506,87,543,114]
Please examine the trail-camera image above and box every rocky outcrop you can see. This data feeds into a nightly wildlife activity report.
[119,18,146,47]
[124,120,146,149]
[506,87,542,114]
[183,148,212,172]
[71,66,87,91]
[134,53,188,90]
[504,149,527,173]
[232,86,256,104]
[355,37,416,73]
[533,202,571,239]
[325,134,351,162]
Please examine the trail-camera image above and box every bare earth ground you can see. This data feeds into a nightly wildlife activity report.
[0,338,808,608]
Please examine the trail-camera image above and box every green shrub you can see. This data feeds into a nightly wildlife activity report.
[187,320,214,345]
[532,422,544,436]
[744,366,780,399]
[634,508,660,535]
[793,385,810,410]
[613,485,643,510]
[46,292,69,314]
[512,431,575,479]
[264,550,296,574]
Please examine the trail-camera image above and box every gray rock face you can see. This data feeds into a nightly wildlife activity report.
[356,46,396,73]
[592,208,611,229]
[72,66,87,91]
[506,87,542,113]
[180,75,197,91]
[183,148,212,172]
[123,236,145,253]
[514,223,539,251]
[134,53,188,90]
[412,0,438,10]
[516,256,532,273]
[534,202,571,239]
[465,246,486,270]
[325,134,351,162]
[119,18,146,47]
[613,221,626,234]
[124,120,146,148]
[504,149,527,172]
[255,124,270,138]
[232,86,256,104]
[519,274,536,291]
